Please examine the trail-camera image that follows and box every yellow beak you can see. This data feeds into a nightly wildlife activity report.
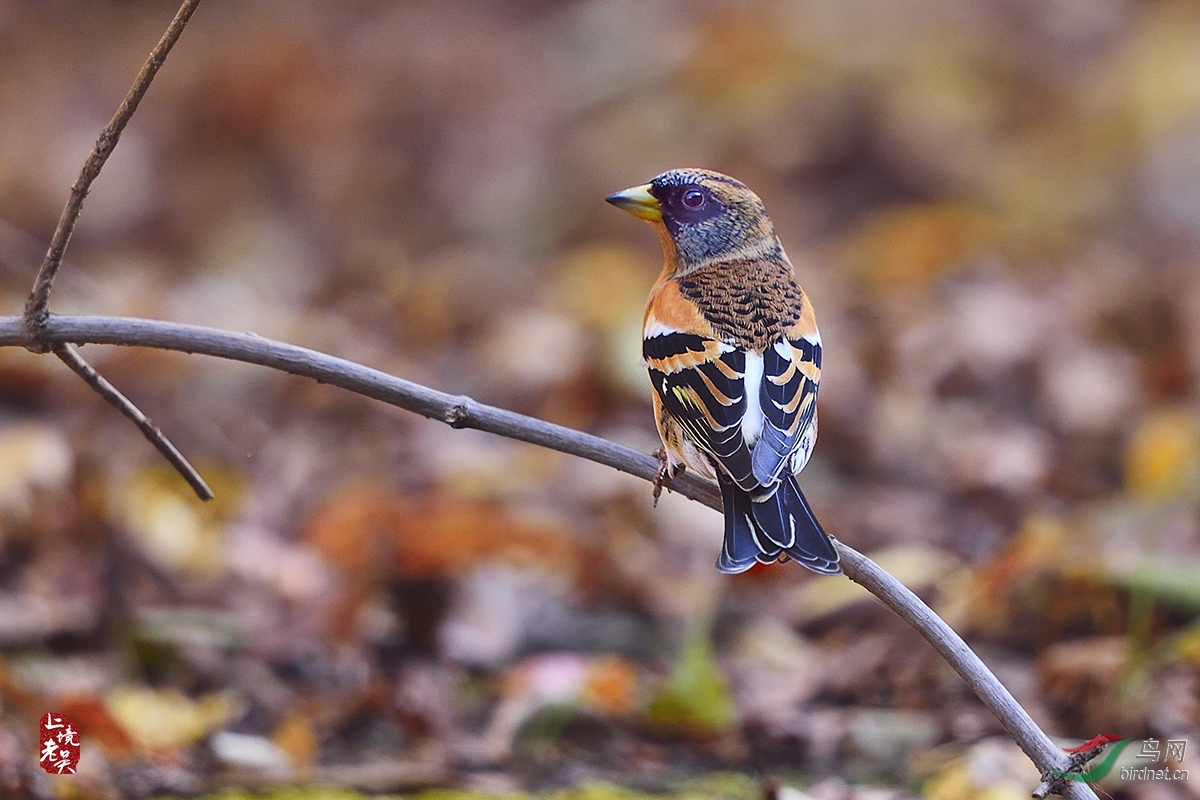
[605,184,662,222]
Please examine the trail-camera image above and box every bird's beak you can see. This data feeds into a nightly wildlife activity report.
[605,184,661,222]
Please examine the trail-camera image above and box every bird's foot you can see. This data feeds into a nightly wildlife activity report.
[651,448,682,507]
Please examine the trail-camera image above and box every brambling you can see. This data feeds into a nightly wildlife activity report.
[606,169,840,575]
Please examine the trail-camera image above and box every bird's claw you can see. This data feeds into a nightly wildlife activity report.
[651,448,681,507]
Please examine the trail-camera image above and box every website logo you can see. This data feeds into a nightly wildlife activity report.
[1050,734,1188,783]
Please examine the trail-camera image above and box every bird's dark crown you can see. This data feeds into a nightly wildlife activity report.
[648,169,780,270]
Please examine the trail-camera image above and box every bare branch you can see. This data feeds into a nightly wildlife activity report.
[0,313,1096,799]
[53,342,212,501]
[838,549,1098,799]
[23,0,203,344]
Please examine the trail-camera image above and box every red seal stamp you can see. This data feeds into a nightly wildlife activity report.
[38,712,80,775]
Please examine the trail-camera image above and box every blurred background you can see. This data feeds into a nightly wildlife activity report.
[0,1,1198,798]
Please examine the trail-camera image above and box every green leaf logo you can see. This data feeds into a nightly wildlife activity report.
[1049,738,1134,782]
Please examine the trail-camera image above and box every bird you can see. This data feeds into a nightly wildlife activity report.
[606,168,840,575]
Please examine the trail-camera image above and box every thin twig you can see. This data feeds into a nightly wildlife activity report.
[21,0,207,499]
[0,313,1097,799]
[53,342,212,501]
[22,0,203,344]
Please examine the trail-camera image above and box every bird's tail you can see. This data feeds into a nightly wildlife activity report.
[715,471,841,575]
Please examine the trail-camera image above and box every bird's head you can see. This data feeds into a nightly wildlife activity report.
[606,168,780,271]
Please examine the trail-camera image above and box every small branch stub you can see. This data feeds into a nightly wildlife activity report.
[444,401,470,428]
[1033,744,1108,799]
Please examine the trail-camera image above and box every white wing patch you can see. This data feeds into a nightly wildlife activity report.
[643,318,682,339]
[741,351,764,446]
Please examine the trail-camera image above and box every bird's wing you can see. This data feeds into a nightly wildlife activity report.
[750,316,822,486]
[644,283,757,490]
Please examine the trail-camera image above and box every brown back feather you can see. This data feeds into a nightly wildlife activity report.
[676,257,806,351]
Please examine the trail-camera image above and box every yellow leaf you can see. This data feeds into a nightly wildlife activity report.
[1124,409,1200,503]
[848,203,990,294]
[923,761,974,800]
[553,244,650,331]
[272,711,318,770]
[105,686,237,753]
[113,465,241,574]
[0,422,72,520]
[792,544,962,622]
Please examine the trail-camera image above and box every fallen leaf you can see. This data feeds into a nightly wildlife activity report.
[105,686,238,754]
[1124,409,1200,503]
[58,695,135,761]
[847,203,990,294]
[304,486,580,580]
[0,422,72,520]
[646,622,735,736]
[112,465,241,574]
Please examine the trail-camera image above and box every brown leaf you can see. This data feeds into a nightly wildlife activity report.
[272,710,318,770]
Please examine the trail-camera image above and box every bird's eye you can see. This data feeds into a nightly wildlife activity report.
[682,189,706,209]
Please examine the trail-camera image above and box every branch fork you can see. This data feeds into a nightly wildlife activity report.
[1033,744,1109,799]
[21,0,210,500]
